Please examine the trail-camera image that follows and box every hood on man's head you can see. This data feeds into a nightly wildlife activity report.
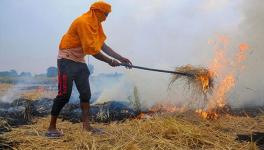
[90,1,112,14]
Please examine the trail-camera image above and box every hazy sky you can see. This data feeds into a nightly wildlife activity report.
[1,0,264,107]
[0,0,242,74]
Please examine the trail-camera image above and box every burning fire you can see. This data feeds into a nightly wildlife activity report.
[135,35,249,120]
[196,109,219,120]
[196,36,249,119]
[196,73,211,93]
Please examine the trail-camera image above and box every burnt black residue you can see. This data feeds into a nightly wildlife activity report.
[236,132,264,150]
[0,98,137,128]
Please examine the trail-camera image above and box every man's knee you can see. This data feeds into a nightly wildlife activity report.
[79,92,91,103]
[50,95,70,116]
[54,94,71,104]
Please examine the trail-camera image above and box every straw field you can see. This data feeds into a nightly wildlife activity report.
[0,83,13,97]
[1,112,263,150]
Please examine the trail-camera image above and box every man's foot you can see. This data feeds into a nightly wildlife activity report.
[45,130,64,139]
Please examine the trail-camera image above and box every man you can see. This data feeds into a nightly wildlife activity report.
[46,1,132,137]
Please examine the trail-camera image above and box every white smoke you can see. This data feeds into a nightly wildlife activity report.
[95,0,264,108]
[229,0,264,107]
[91,75,131,104]
[0,84,23,103]
[0,78,36,103]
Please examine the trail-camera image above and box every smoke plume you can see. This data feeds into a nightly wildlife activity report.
[96,0,264,109]
[229,0,264,107]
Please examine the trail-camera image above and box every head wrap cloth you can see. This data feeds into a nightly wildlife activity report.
[90,1,112,13]
[81,1,111,54]
[59,1,111,55]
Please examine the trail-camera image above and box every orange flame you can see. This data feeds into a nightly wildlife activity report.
[137,36,249,121]
[208,36,248,108]
[196,36,249,119]
[196,109,219,120]
[196,73,211,93]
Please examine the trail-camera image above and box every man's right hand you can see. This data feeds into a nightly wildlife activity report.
[108,59,120,67]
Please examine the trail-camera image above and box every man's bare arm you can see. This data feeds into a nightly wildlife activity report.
[102,43,122,60]
[102,43,132,66]
[92,52,119,67]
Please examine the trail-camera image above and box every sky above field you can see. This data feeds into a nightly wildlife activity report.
[1,0,264,107]
[0,0,242,74]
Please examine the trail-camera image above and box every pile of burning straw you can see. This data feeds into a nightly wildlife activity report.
[170,65,214,94]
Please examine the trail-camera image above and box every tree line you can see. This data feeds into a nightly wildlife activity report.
[0,64,94,78]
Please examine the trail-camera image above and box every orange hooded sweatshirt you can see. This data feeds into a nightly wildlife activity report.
[58,1,111,63]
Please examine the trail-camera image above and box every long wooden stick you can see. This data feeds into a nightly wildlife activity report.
[120,64,194,77]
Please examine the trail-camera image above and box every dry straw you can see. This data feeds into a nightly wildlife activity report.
[170,65,214,95]
[4,113,263,150]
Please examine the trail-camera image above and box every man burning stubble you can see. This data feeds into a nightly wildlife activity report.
[46,1,132,138]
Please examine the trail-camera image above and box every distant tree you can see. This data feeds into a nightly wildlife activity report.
[9,70,18,77]
[87,64,94,75]
[19,72,32,77]
[0,70,18,77]
[0,71,9,77]
[47,67,58,77]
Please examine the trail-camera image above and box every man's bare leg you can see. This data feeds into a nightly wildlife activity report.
[80,102,91,130]
[46,115,64,137]
[80,103,104,134]
[48,115,58,131]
